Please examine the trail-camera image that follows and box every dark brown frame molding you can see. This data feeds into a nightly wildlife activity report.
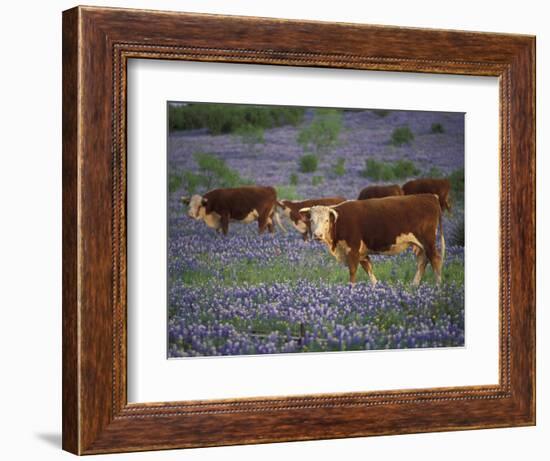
[62,5,536,455]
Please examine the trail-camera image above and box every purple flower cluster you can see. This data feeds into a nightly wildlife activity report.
[167,214,465,356]
[167,107,465,357]
[168,281,464,357]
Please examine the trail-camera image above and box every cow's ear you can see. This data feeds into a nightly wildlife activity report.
[201,197,208,206]
[181,196,191,205]
[329,209,338,223]
[298,207,311,220]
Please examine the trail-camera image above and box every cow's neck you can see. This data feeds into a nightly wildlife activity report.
[321,233,334,250]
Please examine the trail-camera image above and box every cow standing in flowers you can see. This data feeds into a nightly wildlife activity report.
[300,194,444,286]
[182,185,285,235]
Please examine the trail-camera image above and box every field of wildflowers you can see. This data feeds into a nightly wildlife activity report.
[168,104,465,357]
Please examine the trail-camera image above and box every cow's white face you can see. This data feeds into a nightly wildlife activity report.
[188,194,206,219]
[301,206,338,243]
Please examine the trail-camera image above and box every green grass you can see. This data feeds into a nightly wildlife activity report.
[424,166,444,178]
[431,122,445,134]
[331,157,346,176]
[449,167,465,203]
[361,158,420,181]
[276,185,302,201]
[177,252,464,287]
[168,172,183,194]
[299,153,319,173]
[180,152,252,194]
[297,108,342,157]
[390,126,415,146]
[312,175,324,186]
[169,103,305,134]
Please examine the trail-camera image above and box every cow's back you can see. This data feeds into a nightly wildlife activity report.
[357,184,403,200]
[294,197,346,209]
[204,186,276,219]
[402,178,450,210]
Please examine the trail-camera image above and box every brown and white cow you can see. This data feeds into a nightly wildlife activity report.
[182,185,285,235]
[300,194,444,286]
[357,184,403,200]
[402,178,451,213]
[277,197,346,240]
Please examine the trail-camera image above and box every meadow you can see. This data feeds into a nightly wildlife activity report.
[167,104,465,357]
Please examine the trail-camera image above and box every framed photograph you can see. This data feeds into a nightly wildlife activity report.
[62,6,535,455]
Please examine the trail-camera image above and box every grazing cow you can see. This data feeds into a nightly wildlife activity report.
[277,197,346,240]
[357,184,403,200]
[299,194,444,286]
[181,185,285,235]
[402,178,451,212]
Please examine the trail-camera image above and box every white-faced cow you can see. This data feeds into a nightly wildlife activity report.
[277,197,346,240]
[300,194,444,286]
[402,178,451,213]
[182,185,284,235]
[357,184,403,200]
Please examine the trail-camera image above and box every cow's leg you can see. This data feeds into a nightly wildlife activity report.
[220,213,229,235]
[257,210,270,234]
[266,216,274,233]
[431,253,442,285]
[347,250,360,286]
[302,231,308,241]
[412,249,428,286]
[444,194,452,213]
[424,242,442,285]
[360,257,377,285]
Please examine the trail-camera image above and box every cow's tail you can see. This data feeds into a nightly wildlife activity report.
[273,210,286,233]
[438,209,446,262]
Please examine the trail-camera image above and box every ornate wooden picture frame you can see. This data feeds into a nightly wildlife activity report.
[62,5,535,455]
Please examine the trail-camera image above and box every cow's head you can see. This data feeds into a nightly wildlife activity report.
[278,200,301,222]
[186,194,208,219]
[299,206,338,243]
[276,200,289,213]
